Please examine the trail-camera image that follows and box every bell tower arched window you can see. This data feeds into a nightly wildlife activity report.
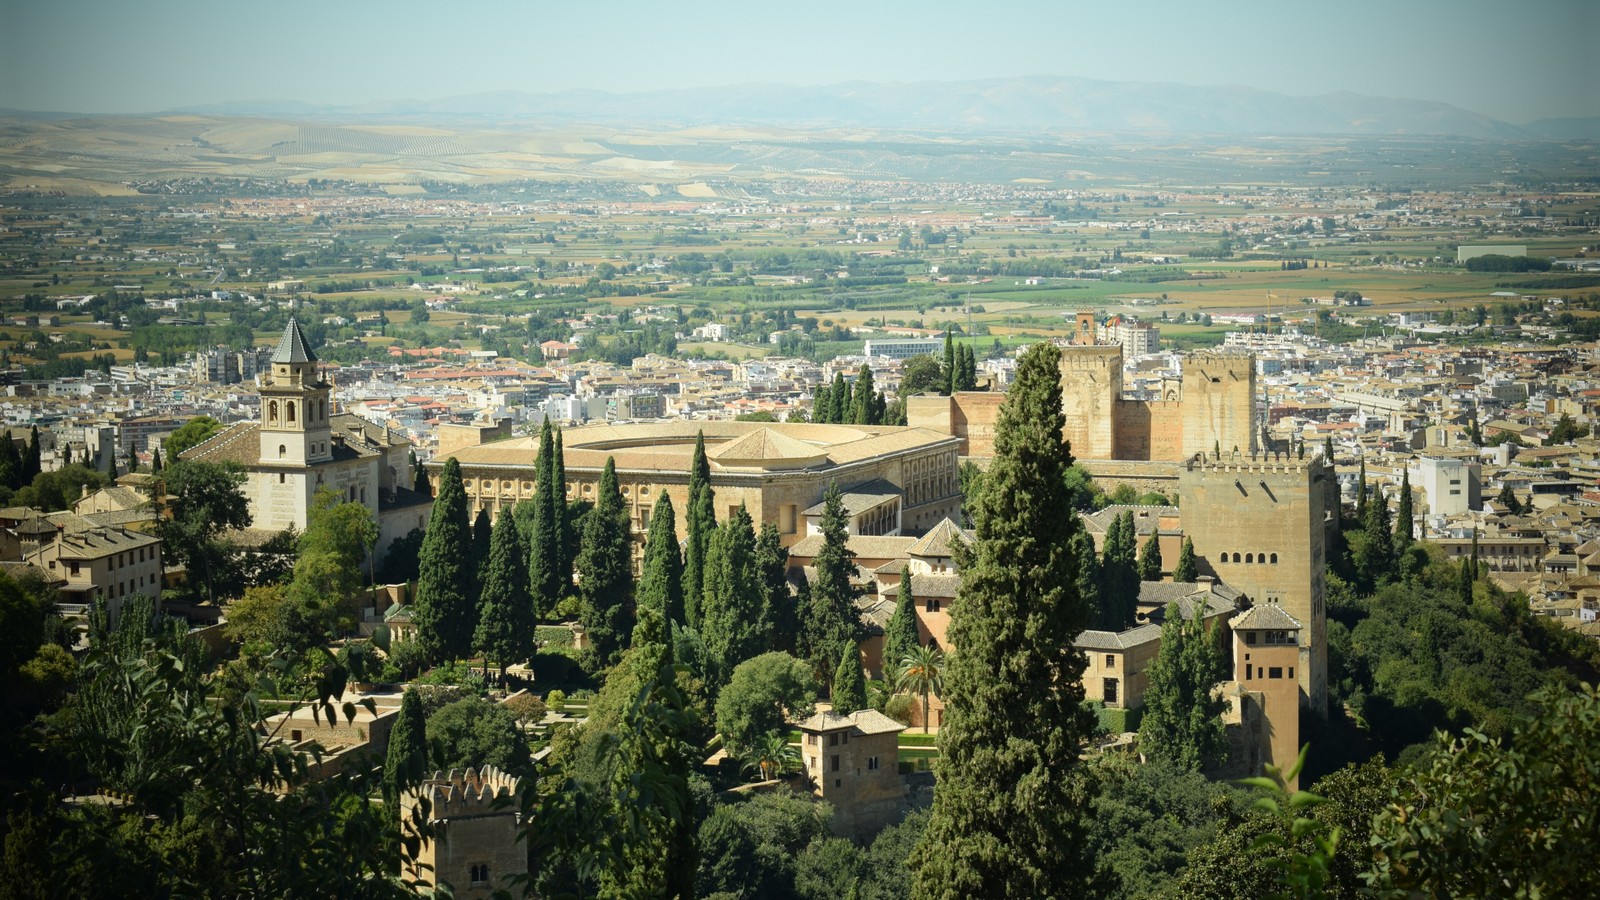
[268,400,278,423]
[286,402,296,423]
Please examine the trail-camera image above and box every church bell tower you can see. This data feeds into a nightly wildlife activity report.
[259,318,333,467]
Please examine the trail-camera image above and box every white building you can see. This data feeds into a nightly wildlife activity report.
[861,337,944,360]
[1411,455,1482,517]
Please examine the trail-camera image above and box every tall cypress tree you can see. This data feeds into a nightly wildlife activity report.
[832,642,866,716]
[468,507,492,598]
[1356,457,1369,522]
[26,426,41,482]
[551,427,572,590]
[577,457,633,667]
[126,442,140,474]
[803,481,859,681]
[1071,529,1102,631]
[1173,536,1199,583]
[1395,467,1414,556]
[150,446,161,473]
[1098,511,1139,631]
[756,522,796,653]
[529,421,560,617]
[383,689,427,806]
[1357,484,1395,590]
[1137,601,1228,771]
[474,509,532,679]
[683,431,715,629]
[885,565,921,671]
[909,341,1103,898]
[700,505,767,690]
[414,457,475,662]
[638,492,684,627]
[851,363,877,425]
[830,372,849,423]
[1138,528,1164,582]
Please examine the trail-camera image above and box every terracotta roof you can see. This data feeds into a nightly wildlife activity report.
[1233,603,1302,631]
[882,573,963,598]
[795,708,905,736]
[908,518,969,558]
[788,533,917,561]
[1075,623,1163,652]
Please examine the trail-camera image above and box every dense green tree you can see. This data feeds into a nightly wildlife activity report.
[1368,683,1600,898]
[163,415,223,459]
[414,456,475,662]
[426,696,532,773]
[701,505,768,690]
[377,527,424,584]
[909,341,1104,898]
[468,506,492,597]
[156,460,252,602]
[696,791,830,899]
[954,342,978,392]
[832,643,866,715]
[475,509,533,678]
[288,489,378,630]
[1173,536,1198,583]
[1545,412,1589,445]
[639,492,685,626]
[885,566,921,669]
[684,431,715,629]
[900,354,945,397]
[1355,457,1368,521]
[851,363,876,425]
[756,522,797,653]
[1072,529,1103,631]
[410,449,429,496]
[802,481,859,681]
[25,424,41,482]
[713,651,816,758]
[530,421,561,618]
[150,446,162,472]
[578,458,634,668]
[383,689,427,805]
[1138,602,1229,771]
[1496,482,1522,515]
[1138,527,1163,581]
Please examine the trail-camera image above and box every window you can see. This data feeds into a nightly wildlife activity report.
[1246,663,1253,679]
[807,734,817,746]
[1288,667,1295,679]
[925,598,942,613]
[286,402,296,423]
[867,756,880,771]
[268,401,278,422]
[279,473,286,484]
[290,729,302,742]
[1245,553,1254,564]
[829,733,838,747]
[470,864,489,885]
[841,731,849,744]
[1103,677,1119,704]
[1105,654,1115,669]
[279,445,287,459]
[1268,666,1283,679]
[831,755,840,772]
[1270,553,1278,564]
[1245,631,1258,645]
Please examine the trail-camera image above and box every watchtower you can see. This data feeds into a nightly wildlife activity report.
[1058,344,1124,460]
[1232,603,1304,790]
[1179,453,1328,715]
[400,766,525,898]
[1180,351,1256,458]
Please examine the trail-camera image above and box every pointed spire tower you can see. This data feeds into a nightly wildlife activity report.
[259,318,333,466]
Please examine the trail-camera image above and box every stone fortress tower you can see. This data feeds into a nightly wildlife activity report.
[1178,453,1330,716]
[400,766,526,898]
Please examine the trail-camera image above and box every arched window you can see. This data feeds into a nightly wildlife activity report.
[318,400,326,420]
[1270,552,1279,564]
[268,400,278,423]
[278,445,286,459]
[286,402,296,423]
[1232,552,1242,563]
[1245,553,1254,564]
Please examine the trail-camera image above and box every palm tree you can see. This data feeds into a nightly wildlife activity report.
[898,644,946,734]
[742,730,801,782]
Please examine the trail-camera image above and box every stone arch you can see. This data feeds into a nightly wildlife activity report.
[286,401,296,423]
[278,444,287,459]
[268,400,278,423]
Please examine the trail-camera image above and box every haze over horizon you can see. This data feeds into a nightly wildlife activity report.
[4,0,1596,125]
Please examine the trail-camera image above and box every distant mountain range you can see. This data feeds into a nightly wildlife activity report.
[170,75,1599,140]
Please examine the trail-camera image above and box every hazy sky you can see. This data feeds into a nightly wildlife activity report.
[3,0,1595,123]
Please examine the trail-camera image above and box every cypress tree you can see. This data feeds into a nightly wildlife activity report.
[885,565,921,670]
[474,509,532,679]
[851,363,876,425]
[1357,484,1395,589]
[1395,467,1414,555]
[638,492,684,626]
[832,642,866,716]
[683,432,715,629]
[383,689,427,806]
[411,449,430,496]
[1173,536,1199,583]
[0,436,20,489]
[830,371,849,423]
[1137,602,1228,771]
[1098,510,1139,631]
[468,507,492,598]
[699,505,767,690]
[529,421,560,617]
[577,457,633,667]
[150,446,161,472]
[942,331,956,395]
[1458,555,1475,606]
[909,341,1103,898]
[1071,529,1102,630]
[756,522,796,653]
[414,457,475,662]
[955,343,977,392]
[1470,528,1481,578]
[26,426,41,482]
[551,427,571,590]
[126,442,140,474]
[803,481,859,680]
[1356,457,1369,521]
[1138,527,1164,582]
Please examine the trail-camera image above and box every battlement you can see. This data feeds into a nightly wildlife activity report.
[1186,350,1255,364]
[1183,452,1325,477]
[411,766,520,819]
[1058,344,1124,369]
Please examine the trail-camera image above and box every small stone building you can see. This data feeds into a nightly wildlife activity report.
[796,709,907,841]
[400,766,525,898]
